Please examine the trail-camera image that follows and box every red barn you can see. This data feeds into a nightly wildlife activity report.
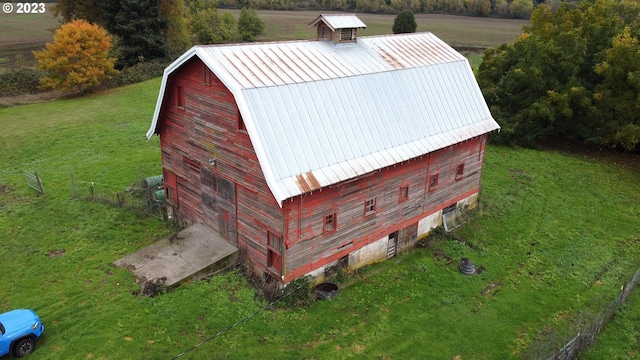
[146,14,499,283]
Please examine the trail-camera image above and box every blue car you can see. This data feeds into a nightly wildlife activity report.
[0,310,44,358]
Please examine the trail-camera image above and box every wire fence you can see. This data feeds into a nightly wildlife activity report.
[24,171,45,195]
[70,173,165,220]
[530,266,640,359]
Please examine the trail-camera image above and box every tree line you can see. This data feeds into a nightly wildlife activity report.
[30,0,264,92]
[218,0,572,19]
[51,0,264,66]
[477,0,640,151]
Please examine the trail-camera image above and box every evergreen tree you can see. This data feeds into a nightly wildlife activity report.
[392,9,417,34]
[101,0,169,68]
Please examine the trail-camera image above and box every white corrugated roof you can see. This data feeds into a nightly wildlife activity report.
[308,14,367,30]
[147,31,500,207]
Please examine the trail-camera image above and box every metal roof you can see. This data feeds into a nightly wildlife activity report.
[147,31,500,207]
[308,14,367,30]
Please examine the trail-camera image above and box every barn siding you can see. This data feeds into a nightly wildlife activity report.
[157,57,283,274]
[284,136,487,280]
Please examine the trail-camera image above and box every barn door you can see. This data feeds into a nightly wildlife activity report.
[387,231,398,259]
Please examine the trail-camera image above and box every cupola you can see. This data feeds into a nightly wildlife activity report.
[308,14,367,44]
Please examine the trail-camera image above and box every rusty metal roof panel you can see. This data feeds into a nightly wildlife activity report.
[147,31,500,206]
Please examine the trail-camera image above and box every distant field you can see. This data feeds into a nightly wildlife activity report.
[0,9,527,71]
[0,4,59,70]
[243,10,528,48]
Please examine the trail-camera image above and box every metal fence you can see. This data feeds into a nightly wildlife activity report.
[24,171,45,194]
[71,174,165,219]
[535,266,640,360]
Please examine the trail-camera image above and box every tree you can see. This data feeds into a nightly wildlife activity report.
[220,12,240,42]
[392,9,417,34]
[508,0,533,19]
[33,20,117,92]
[160,0,191,58]
[593,27,640,150]
[493,0,509,17]
[469,0,491,16]
[101,0,169,68]
[477,0,640,149]
[190,9,236,44]
[52,0,103,24]
[238,7,265,42]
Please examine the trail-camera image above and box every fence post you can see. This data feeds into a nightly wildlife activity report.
[34,172,44,195]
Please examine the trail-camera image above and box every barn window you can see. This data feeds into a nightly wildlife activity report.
[455,163,465,180]
[324,213,336,233]
[399,186,409,202]
[429,173,439,191]
[203,66,211,86]
[176,85,185,109]
[364,198,376,216]
[267,231,283,274]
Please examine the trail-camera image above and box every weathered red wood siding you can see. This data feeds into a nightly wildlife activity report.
[156,57,283,271]
[284,135,487,280]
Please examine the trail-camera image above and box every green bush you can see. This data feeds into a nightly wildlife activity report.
[102,60,167,89]
[0,69,43,97]
[275,276,315,308]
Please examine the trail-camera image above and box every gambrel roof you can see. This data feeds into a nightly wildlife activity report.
[147,31,500,207]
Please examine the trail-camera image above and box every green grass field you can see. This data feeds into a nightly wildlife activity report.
[1,7,638,359]
[1,75,640,359]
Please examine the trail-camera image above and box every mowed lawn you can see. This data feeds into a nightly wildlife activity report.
[1,72,640,359]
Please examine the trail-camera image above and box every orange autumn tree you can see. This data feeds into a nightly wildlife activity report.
[33,20,117,92]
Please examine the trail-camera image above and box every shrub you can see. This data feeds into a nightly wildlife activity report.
[0,69,44,97]
[102,60,167,88]
[275,276,315,308]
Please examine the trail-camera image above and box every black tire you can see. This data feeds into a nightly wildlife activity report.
[12,337,36,358]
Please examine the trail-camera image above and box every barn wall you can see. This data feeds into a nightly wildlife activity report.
[284,135,488,281]
[157,57,283,272]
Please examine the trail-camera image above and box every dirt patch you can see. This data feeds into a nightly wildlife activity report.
[480,281,501,296]
[134,276,167,297]
[432,250,454,265]
[541,138,640,171]
[47,249,65,258]
[0,184,12,195]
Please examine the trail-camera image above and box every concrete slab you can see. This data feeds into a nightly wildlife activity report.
[114,223,239,292]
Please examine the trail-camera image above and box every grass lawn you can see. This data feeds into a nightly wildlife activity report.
[1,76,640,359]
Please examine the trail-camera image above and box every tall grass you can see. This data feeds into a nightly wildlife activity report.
[1,78,639,359]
